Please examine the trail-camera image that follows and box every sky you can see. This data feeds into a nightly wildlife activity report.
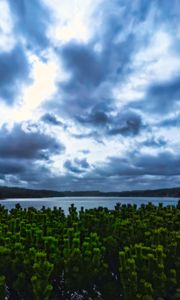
[0,0,180,191]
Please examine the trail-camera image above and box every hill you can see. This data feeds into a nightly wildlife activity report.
[0,186,180,199]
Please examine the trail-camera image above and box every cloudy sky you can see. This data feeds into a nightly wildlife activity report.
[0,0,180,191]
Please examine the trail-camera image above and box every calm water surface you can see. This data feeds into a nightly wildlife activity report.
[0,197,178,214]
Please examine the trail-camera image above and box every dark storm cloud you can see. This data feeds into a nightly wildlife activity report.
[44,0,180,144]
[28,172,180,192]
[96,156,138,177]
[57,33,135,118]
[0,45,30,104]
[64,158,90,174]
[7,0,51,50]
[107,110,143,137]
[64,160,82,174]
[0,0,52,104]
[61,43,105,88]
[48,0,174,139]
[50,0,147,122]
[159,115,180,127]
[75,158,89,169]
[96,151,180,177]
[74,109,143,139]
[132,76,180,114]
[0,122,66,186]
[41,113,64,126]
[60,6,137,92]
[0,159,26,175]
[142,137,167,148]
[77,110,109,126]
[135,151,180,176]
[0,123,65,160]
[0,158,52,188]
[2,150,178,192]
[15,163,51,183]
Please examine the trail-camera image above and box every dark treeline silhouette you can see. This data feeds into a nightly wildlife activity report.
[0,186,180,200]
[0,186,63,199]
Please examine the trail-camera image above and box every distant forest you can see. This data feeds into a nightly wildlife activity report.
[0,186,179,199]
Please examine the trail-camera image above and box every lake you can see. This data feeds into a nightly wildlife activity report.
[0,196,178,214]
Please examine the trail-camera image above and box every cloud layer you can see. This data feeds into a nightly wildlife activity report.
[0,0,179,190]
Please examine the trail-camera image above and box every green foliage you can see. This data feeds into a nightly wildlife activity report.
[0,275,6,299]
[0,202,179,299]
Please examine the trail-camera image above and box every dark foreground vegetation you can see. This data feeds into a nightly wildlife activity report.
[0,202,179,300]
[0,186,180,199]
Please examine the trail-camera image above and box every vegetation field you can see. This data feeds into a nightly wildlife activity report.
[0,202,179,300]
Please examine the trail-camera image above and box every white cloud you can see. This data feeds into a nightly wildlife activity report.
[134,31,180,81]
[113,30,180,108]
[14,52,58,121]
[44,0,102,44]
[0,51,60,124]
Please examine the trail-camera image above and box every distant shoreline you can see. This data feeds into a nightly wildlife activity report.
[0,186,180,200]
